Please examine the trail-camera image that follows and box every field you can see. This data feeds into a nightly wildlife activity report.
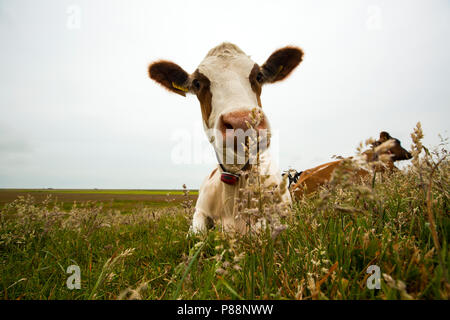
[0,189,198,212]
[0,126,449,300]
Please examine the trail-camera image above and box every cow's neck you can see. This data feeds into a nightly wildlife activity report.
[220,150,274,204]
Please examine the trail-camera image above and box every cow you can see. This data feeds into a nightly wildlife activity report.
[291,131,412,198]
[148,42,304,233]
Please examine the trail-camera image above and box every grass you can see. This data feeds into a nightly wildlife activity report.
[0,124,449,300]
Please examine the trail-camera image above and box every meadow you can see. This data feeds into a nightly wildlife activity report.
[0,189,198,213]
[0,124,448,300]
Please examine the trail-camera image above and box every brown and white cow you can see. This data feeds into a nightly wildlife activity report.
[291,131,412,198]
[148,42,303,233]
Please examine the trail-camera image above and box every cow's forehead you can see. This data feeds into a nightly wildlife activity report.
[196,43,256,83]
[197,54,256,83]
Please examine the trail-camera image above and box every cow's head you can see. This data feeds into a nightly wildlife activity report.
[371,131,412,162]
[149,43,303,173]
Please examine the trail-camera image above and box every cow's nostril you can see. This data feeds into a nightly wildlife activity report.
[224,123,233,130]
[221,110,269,134]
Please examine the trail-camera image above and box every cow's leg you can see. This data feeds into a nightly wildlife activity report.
[191,209,210,234]
[190,169,220,234]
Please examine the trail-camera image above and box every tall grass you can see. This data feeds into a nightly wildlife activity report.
[0,123,448,299]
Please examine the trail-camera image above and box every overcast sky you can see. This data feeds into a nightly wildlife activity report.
[0,0,449,189]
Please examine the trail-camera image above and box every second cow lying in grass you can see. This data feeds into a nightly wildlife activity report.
[291,131,412,198]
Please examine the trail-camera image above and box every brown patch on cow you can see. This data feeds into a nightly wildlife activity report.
[262,46,304,83]
[191,70,213,127]
[249,64,262,107]
[387,139,412,161]
[148,60,190,96]
[292,160,370,199]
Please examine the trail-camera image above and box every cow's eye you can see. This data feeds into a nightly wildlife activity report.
[256,72,264,83]
[193,79,201,90]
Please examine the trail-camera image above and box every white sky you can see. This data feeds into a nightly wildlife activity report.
[0,0,449,189]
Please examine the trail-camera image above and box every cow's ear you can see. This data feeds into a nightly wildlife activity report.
[148,60,190,96]
[379,131,391,141]
[261,46,303,83]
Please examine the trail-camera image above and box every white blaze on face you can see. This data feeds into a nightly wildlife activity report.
[197,44,260,130]
[196,44,268,172]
